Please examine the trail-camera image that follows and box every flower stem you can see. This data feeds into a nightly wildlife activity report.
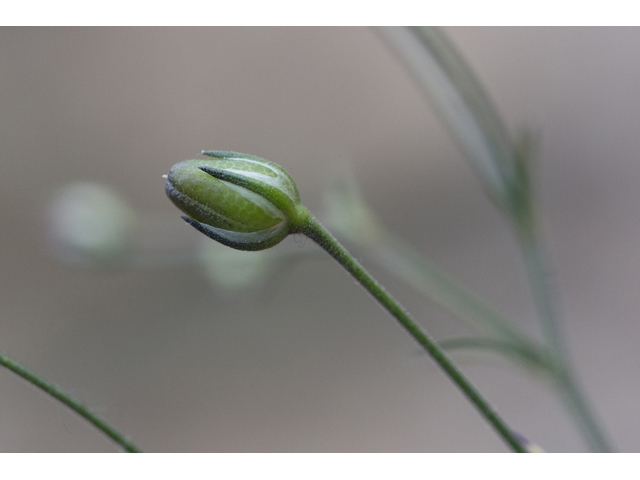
[294,208,525,452]
[0,351,141,452]
[379,25,611,451]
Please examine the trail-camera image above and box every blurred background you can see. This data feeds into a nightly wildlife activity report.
[1,27,639,452]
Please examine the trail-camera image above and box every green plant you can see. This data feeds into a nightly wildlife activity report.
[2,27,616,452]
[165,151,525,451]
[158,27,612,452]
[376,26,610,452]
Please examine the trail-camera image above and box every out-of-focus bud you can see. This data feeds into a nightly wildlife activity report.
[165,151,302,251]
[48,183,135,264]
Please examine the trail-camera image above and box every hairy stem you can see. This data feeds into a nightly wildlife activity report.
[0,352,140,452]
[371,231,536,348]
[294,209,525,452]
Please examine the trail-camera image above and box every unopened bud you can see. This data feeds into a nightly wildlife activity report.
[165,151,302,251]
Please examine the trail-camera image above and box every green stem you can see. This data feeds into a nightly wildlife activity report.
[326,171,545,370]
[380,25,611,451]
[294,208,525,452]
[373,231,537,348]
[0,352,141,452]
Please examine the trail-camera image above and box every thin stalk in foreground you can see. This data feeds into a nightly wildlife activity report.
[380,25,612,451]
[0,352,141,452]
[166,152,526,451]
[296,210,525,453]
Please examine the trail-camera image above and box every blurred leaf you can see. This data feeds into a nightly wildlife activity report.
[378,27,517,210]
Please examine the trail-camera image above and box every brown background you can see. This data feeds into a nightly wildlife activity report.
[1,27,639,451]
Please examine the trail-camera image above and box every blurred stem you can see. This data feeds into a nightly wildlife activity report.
[0,352,141,452]
[516,222,612,452]
[295,209,525,452]
[377,26,514,206]
[372,230,536,349]
[516,223,565,372]
[440,337,550,373]
[381,25,613,452]
[556,368,613,453]
[326,169,546,371]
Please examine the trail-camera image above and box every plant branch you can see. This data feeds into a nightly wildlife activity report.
[0,351,141,452]
[439,337,551,373]
[379,25,613,452]
[516,223,612,452]
[294,210,526,452]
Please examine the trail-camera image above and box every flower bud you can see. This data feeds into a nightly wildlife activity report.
[165,151,301,251]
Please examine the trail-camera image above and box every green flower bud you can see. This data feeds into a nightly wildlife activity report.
[165,151,302,251]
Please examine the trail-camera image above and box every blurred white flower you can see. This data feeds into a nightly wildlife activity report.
[48,183,135,264]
